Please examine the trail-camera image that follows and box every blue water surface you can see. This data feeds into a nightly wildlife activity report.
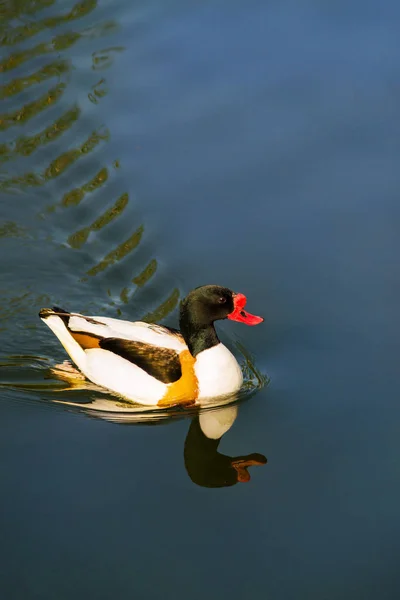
[1,1,399,598]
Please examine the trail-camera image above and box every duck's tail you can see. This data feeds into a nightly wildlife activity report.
[39,307,87,370]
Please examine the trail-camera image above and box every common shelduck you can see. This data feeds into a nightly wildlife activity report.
[39,284,263,407]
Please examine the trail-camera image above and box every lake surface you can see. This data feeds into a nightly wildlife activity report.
[1,1,400,598]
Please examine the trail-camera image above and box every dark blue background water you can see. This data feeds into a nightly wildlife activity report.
[1,1,399,598]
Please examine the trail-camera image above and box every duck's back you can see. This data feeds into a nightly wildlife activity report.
[69,314,186,352]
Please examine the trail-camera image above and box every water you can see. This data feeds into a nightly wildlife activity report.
[1,1,400,598]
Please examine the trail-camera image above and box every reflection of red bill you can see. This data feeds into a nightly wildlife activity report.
[227,293,264,326]
[231,453,267,483]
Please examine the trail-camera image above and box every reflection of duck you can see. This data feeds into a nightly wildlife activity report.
[39,285,263,407]
[184,406,267,488]
[47,393,267,488]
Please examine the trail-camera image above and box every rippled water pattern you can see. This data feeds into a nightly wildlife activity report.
[1,1,400,599]
[1,0,182,346]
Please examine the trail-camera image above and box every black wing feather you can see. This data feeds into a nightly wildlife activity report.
[99,338,182,384]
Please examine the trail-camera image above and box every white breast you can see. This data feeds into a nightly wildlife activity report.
[194,343,243,400]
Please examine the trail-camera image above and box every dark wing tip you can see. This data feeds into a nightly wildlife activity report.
[52,305,67,313]
[39,306,70,325]
[52,306,70,326]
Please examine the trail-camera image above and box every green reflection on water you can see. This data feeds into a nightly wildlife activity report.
[118,260,159,304]
[92,47,125,71]
[0,60,69,100]
[132,259,158,287]
[0,82,66,131]
[84,226,145,279]
[0,105,80,164]
[68,192,129,248]
[0,1,55,22]
[142,288,180,322]
[62,167,109,207]
[0,33,80,74]
[0,127,110,191]
[0,0,219,332]
[0,0,55,21]
[1,0,97,46]
[44,127,110,180]
[88,78,108,104]
[0,291,51,329]
[0,222,29,239]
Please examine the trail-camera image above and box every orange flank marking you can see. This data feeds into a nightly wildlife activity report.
[71,331,101,349]
[158,350,198,407]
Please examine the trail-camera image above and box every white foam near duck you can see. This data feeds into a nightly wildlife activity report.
[39,285,263,407]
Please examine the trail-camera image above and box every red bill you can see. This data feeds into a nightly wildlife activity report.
[227,293,264,326]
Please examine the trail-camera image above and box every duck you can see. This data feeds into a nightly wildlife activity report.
[39,284,263,407]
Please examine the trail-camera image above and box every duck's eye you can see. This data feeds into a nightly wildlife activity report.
[219,297,227,304]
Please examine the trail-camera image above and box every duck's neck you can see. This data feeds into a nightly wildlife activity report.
[179,314,220,358]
